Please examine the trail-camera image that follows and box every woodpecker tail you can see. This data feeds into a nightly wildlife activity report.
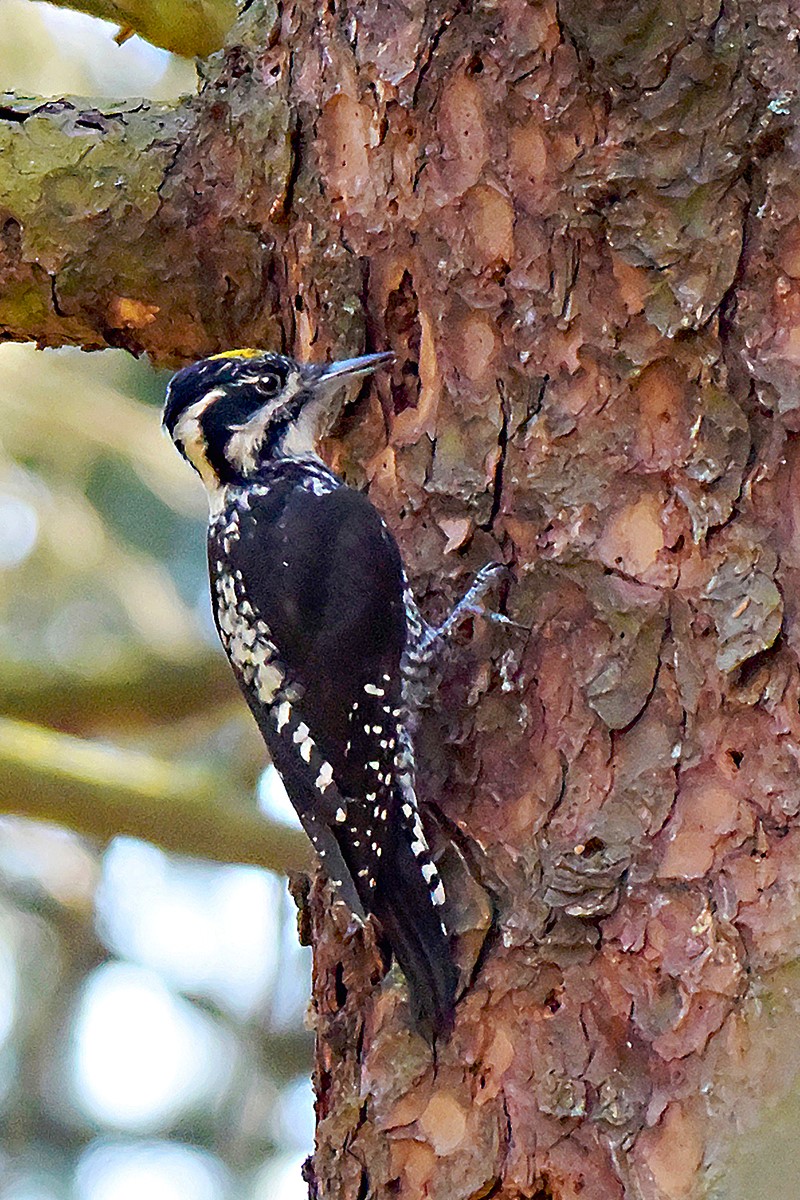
[371,820,458,1037]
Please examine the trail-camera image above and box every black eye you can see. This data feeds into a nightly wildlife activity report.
[255,371,282,398]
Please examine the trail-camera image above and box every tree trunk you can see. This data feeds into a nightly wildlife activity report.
[4,1,800,1197]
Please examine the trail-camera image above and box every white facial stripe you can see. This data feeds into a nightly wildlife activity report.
[226,373,303,473]
[279,391,323,456]
[279,362,364,456]
[172,389,226,495]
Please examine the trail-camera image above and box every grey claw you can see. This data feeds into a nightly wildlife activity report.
[486,611,528,631]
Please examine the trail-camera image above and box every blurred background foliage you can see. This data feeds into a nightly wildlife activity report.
[0,7,314,1198]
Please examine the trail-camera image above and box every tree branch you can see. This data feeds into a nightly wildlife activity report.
[0,716,310,873]
[31,0,237,58]
[0,1,293,360]
[0,653,237,731]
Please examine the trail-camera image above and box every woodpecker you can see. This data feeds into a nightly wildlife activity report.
[163,348,502,1035]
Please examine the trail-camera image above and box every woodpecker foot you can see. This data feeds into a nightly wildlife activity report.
[432,562,512,643]
[411,563,515,660]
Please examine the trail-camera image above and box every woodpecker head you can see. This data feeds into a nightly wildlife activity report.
[163,348,393,491]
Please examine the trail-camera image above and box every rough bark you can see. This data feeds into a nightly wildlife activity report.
[4,1,800,1197]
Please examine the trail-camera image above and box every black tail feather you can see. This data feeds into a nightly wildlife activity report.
[372,832,458,1037]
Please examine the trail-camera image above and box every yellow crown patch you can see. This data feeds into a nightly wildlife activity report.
[208,348,263,361]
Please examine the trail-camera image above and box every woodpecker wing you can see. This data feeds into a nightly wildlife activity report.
[208,462,456,1030]
[216,466,405,759]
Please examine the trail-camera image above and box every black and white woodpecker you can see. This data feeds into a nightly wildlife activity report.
[163,348,501,1035]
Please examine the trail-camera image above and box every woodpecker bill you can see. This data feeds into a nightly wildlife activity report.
[164,348,500,1035]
